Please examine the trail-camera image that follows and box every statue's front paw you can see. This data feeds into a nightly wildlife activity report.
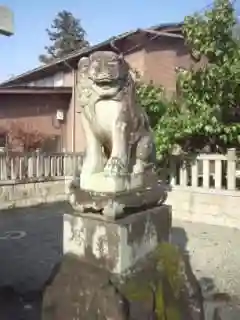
[104,157,128,176]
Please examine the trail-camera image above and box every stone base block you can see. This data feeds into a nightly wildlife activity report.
[68,175,167,219]
[63,204,171,274]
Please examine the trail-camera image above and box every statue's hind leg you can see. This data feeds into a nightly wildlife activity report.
[133,134,156,173]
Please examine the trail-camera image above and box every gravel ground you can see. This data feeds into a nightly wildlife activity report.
[171,219,240,297]
[0,204,240,319]
[171,219,240,319]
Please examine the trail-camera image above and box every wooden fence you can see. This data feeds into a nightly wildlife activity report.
[161,148,240,190]
[0,151,84,184]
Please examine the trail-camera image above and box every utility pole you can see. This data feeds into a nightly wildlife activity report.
[0,5,13,36]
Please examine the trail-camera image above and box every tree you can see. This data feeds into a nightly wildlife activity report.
[232,21,240,44]
[136,80,167,130]
[39,10,89,64]
[138,0,240,157]
[1,121,55,151]
[176,0,240,151]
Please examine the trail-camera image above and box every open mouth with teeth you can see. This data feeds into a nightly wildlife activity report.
[94,78,117,87]
[96,80,112,86]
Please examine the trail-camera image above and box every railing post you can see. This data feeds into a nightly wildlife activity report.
[214,159,222,189]
[180,158,187,187]
[203,159,210,188]
[28,153,34,179]
[63,154,67,177]
[227,148,236,190]
[44,154,50,177]
[36,149,41,178]
[169,158,176,186]
[10,156,16,180]
[0,154,7,181]
[191,159,198,188]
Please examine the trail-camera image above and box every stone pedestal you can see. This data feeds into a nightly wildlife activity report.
[42,205,205,319]
[63,205,171,274]
[42,205,172,320]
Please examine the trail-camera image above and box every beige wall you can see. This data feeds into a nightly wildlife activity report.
[26,71,73,87]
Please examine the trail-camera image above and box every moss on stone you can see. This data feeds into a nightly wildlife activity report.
[121,242,186,319]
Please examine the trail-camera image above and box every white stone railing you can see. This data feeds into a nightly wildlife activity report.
[1,148,238,190]
[160,148,240,191]
[0,151,84,185]
[159,148,240,228]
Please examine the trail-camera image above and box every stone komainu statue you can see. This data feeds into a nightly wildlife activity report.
[76,50,156,179]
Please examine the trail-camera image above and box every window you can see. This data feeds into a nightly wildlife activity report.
[33,77,54,87]
[28,81,35,87]
[0,133,6,151]
[53,72,64,87]
[40,77,54,87]
[35,79,45,87]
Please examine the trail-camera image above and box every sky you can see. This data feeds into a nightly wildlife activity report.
[0,0,217,81]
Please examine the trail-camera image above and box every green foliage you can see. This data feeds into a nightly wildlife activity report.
[177,0,240,152]
[39,10,89,64]
[232,22,240,44]
[136,80,168,129]
[137,0,240,156]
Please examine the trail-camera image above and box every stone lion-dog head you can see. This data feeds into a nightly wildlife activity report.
[78,51,130,98]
